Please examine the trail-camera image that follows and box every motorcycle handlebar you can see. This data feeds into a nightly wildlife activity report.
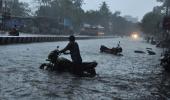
[54,46,70,55]
[55,50,70,55]
[63,52,70,55]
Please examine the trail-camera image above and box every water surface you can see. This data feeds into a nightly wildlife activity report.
[0,37,169,100]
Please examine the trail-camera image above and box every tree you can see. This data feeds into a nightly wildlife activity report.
[113,11,121,17]
[157,0,170,7]
[34,0,138,35]
[72,0,84,8]
[98,2,112,33]
[141,12,162,35]
[99,2,111,17]
[157,0,170,15]
[84,10,101,25]
[34,0,85,34]
[7,0,31,17]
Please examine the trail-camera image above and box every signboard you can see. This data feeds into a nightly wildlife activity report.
[5,19,24,28]
[64,18,72,27]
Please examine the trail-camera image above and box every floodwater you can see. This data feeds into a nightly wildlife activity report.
[0,37,169,100]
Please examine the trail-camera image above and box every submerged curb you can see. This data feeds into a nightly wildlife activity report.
[0,36,113,45]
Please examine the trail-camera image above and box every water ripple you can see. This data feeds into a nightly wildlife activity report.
[0,38,169,100]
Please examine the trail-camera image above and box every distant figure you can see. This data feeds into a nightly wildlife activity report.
[151,37,156,45]
[151,37,154,43]
[8,25,19,36]
[59,35,82,64]
[147,37,150,43]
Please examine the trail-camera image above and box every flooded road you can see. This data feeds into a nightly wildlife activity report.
[0,37,169,100]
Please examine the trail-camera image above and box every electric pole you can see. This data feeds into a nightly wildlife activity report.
[0,0,2,30]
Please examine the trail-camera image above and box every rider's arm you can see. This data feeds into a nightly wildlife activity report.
[59,43,71,53]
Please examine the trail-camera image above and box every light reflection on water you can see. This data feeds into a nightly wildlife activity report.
[0,37,170,100]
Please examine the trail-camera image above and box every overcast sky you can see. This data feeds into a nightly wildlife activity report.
[20,0,161,21]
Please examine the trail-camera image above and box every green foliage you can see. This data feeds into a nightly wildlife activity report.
[7,1,31,17]
[84,10,101,25]
[99,2,111,17]
[33,0,138,35]
[140,0,167,35]
[157,0,170,7]
[141,12,162,34]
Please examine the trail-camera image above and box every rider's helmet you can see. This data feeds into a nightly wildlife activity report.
[68,35,75,42]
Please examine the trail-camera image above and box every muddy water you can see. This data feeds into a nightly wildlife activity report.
[0,37,169,100]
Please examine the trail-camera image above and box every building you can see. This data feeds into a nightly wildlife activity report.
[124,15,138,23]
[80,24,105,36]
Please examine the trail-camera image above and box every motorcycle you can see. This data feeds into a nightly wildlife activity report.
[160,50,170,72]
[40,46,97,77]
[100,45,123,55]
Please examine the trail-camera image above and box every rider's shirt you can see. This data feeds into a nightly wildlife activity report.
[64,42,82,63]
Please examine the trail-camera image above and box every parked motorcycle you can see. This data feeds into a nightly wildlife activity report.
[100,45,122,55]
